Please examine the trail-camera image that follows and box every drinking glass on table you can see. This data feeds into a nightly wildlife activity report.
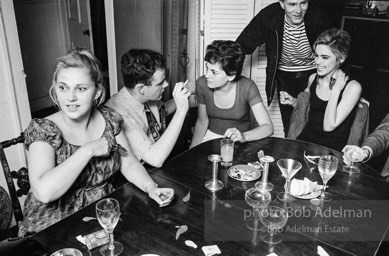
[342,146,365,173]
[96,198,123,256]
[318,155,339,201]
[221,138,234,166]
[276,159,302,202]
[245,188,271,230]
[259,205,288,244]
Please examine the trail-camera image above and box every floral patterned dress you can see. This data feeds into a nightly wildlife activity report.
[19,106,123,236]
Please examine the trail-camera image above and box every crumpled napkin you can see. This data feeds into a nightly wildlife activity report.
[290,178,323,196]
[317,246,329,256]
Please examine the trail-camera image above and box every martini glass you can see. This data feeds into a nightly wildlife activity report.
[276,159,302,202]
[318,155,338,201]
[259,205,288,244]
[245,188,271,230]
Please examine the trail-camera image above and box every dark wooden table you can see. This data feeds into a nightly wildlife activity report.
[31,137,389,256]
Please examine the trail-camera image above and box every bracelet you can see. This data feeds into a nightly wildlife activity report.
[144,181,158,193]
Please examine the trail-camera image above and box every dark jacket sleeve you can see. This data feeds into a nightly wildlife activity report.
[236,7,272,55]
[363,113,389,157]
[287,92,310,139]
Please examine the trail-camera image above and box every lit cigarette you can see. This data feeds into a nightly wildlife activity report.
[184,80,188,86]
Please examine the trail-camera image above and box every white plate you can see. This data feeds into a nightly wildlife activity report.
[227,164,261,181]
[284,183,322,199]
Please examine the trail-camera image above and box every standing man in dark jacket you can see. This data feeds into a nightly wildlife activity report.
[236,0,331,135]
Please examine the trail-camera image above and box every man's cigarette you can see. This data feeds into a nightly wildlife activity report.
[184,80,188,86]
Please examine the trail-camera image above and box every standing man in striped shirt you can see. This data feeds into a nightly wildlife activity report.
[236,0,331,136]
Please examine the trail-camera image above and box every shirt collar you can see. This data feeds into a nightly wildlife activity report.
[120,87,145,113]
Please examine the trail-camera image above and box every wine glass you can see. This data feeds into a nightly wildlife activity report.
[259,205,288,244]
[276,159,302,202]
[342,149,363,173]
[96,198,123,256]
[245,188,271,231]
[318,155,339,201]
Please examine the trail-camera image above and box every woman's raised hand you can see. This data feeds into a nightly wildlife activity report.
[331,69,349,91]
[83,137,110,157]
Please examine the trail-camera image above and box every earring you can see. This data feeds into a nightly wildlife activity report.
[93,99,98,105]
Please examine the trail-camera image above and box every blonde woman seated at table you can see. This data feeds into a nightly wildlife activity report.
[280,28,362,152]
[19,49,173,236]
[190,40,273,148]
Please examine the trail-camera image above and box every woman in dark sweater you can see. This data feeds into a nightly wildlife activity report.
[280,28,362,151]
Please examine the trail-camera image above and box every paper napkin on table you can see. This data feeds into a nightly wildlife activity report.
[202,245,221,256]
[290,178,323,196]
[317,246,330,256]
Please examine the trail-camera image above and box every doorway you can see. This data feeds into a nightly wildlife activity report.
[13,0,108,118]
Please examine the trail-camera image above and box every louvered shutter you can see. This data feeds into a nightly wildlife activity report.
[252,0,284,138]
[202,0,284,138]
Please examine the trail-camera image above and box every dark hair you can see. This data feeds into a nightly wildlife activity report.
[49,48,105,107]
[205,40,245,81]
[313,28,351,63]
[121,49,167,89]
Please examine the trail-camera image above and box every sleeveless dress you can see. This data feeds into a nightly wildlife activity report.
[297,76,357,151]
[19,106,123,236]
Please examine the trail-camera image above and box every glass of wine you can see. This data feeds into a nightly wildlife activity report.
[342,149,363,173]
[96,198,123,256]
[245,188,271,231]
[259,205,288,244]
[276,159,302,202]
[318,155,339,201]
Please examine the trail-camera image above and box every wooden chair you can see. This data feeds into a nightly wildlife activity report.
[0,133,29,240]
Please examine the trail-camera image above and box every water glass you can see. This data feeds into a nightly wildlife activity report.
[221,138,234,166]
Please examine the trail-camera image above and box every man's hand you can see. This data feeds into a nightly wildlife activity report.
[279,91,296,106]
[173,81,190,114]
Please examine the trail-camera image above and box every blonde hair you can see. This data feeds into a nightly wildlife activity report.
[49,49,106,107]
[313,28,351,63]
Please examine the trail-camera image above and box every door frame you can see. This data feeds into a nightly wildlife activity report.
[104,0,118,96]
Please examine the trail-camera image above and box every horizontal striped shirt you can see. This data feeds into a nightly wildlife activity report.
[278,18,316,72]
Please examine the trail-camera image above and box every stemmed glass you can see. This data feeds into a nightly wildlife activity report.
[342,149,363,173]
[205,154,224,191]
[245,188,271,230]
[318,155,339,201]
[255,155,275,192]
[259,205,288,244]
[96,198,123,256]
[276,159,302,202]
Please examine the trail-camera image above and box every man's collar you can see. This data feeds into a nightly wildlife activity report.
[121,87,145,111]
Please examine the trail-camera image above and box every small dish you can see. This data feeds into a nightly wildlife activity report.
[284,183,322,200]
[227,164,261,181]
[51,248,83,256]
[292,189,322,200]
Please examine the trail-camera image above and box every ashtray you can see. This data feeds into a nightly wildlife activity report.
[51,248,83,256]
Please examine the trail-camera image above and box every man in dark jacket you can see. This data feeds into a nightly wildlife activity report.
[343,113,389,180]
[236,0,331,135]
